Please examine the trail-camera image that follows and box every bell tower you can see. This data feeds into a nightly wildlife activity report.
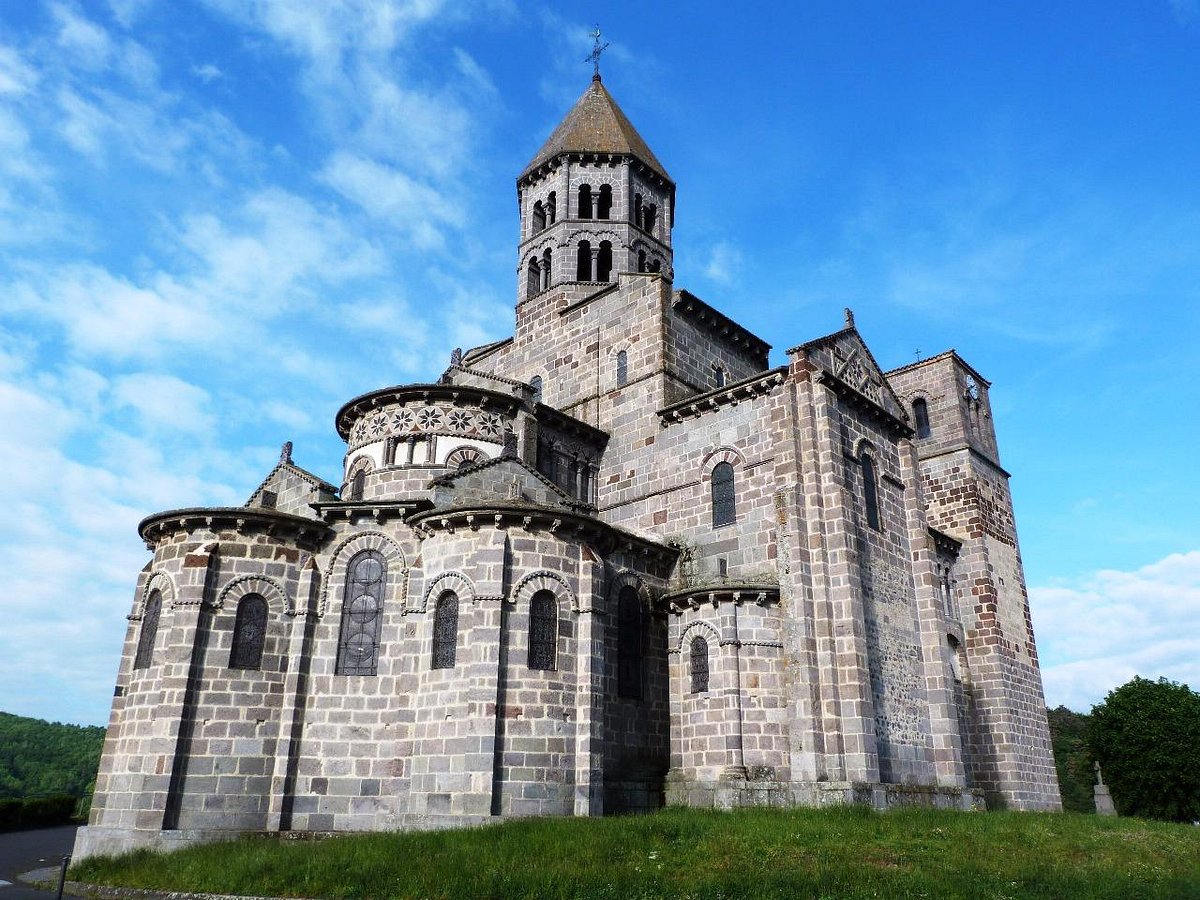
[516,71,675,302]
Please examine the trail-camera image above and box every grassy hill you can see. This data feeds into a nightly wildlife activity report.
[72,805,1200,899]
[0,711,104,801]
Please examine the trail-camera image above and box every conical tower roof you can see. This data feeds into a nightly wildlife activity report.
[521,76,671,183]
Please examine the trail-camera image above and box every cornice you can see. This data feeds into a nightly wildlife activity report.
[816,370,914,439]
[658,367,787,426]
[661,583,781,613]
[138,507,331,547]
[408,504,677,564]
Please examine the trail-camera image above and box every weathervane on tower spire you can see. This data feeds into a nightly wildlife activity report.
[586,25,609,81]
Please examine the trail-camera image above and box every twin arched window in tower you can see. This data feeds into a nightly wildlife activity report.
[575,240,613,283]
[531,192,556,236]
[577,184,612,220]
[527,248,553,296]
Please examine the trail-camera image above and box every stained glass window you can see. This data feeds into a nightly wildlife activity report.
[617,586,642,699]
[432,591,458,669]
[690,635,709,693]
[711,462,736,527]
[229,593,268,670]
[528,590,557,671]
[335,551,386,675]
[133,589,161,670]
[616,350,628,387]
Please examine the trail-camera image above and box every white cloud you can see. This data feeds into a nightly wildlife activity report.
[1032,550,1200,711]
[192,62,223,83]
[52,2,115,71]
[702,241,744,285]
[0,45,38,96]
[320,152,463,249]
[111,372,213,433]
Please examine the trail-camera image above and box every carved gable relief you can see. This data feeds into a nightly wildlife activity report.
[814,333,907,422]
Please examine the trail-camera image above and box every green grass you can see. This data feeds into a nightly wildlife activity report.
[72,806,1200,899]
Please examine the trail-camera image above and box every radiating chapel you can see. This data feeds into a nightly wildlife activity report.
[76,70,1060,858]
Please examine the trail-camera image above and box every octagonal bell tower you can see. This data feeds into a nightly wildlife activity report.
[516,73,676,301]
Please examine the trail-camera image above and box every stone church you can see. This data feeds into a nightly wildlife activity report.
[75,73,1061,859]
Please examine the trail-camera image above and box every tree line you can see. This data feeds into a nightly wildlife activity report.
[1047,676,1200,822]
[0,711,104,804]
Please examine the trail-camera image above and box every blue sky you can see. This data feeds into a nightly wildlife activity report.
[0,1,1196,725]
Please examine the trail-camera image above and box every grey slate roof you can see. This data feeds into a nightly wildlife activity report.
[521,76,671,183]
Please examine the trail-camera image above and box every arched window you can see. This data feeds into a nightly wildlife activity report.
[617,586,642,699]
[861,452,881,531]
[528,590,557,671]
[529,375,543,403]
[616,349,628,387]
[536,438,556,482]
[644,204,657,234]
[913,398,931,439]
[546,191,556,224]
[578,184,593,219]
[649,258,661,274]
[541,249,552,290]
[229,593,268,670]
[532,200,545,234]
[713,365,726,388]
[637,250,646,272]
[633,193,643,228]
[596,241,612,282]
[576,240,592,281]
[526,256,541,296]
[335,550,386,675]
[711,461,736,527]
[133,589,162,670]
[690,635,709,693]
[350,467,366,501]
[432,591,458,669]
[597,184,612,219]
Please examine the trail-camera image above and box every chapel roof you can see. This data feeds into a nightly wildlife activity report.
[520,76,671,184]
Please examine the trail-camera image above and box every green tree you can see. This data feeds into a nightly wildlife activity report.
[1088,676,1200,822]
[1046,706,1094,813]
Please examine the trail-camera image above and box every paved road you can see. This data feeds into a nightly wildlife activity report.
[0,826,78,899]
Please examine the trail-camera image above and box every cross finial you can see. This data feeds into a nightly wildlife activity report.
[586,25,609,81]
[914,348,922,363]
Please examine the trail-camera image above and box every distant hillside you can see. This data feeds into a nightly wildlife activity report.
[0,711,104,800]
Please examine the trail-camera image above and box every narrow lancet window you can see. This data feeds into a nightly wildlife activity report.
[576,240,592,281]
[526,256,541,297]
[711,461,736,527]
[532,200,546,234]
[597,184,612,219]
[133,589,162,670]
[578,184,593,219]
[913,398,931,439]
[862,453,881,531]
[350,467,366,501]
[530,375,542,403]
[546,191,556,224]
[690,635,709,693]
[432,591,459,669]
[617,586,643,699]
[596,241,612,282]
[616,349,628,387]
[335,551,386,675]
[229,593,268,670]
[542,249,552,290]
[713,365,726,388]
[644,204,657,234]
[528,590,557,671]
[633,193,643,228]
